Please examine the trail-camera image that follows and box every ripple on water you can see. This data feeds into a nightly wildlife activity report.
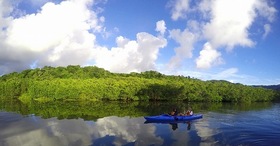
[213,109,280,146]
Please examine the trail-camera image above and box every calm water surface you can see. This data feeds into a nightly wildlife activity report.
[0,100,280,146]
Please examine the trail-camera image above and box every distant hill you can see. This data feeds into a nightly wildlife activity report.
[253,85,280,91]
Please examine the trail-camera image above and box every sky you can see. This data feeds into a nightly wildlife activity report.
[0,0,279,85]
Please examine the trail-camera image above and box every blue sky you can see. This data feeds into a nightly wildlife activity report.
[0,0,279,85]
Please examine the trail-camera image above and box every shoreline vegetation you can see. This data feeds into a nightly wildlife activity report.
[0,65,279,103]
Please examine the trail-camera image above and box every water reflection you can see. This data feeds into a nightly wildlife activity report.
[0,112,94,146]
[0,111,209,146]
[144,120,192,131]
[92,116,163,145]
[195,115,220,145]
[0,112,164,146]
[1,99,280,145]
[170,123,178,130]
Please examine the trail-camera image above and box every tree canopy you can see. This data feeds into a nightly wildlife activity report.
[0,65,279,102]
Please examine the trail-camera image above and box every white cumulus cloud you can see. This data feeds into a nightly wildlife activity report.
[169,0,190,20]
[195,0,277,69]
[196,42,223,69]
[0,0,277,78]
[0,0,103,74]
[203,0,256,50]
[168,0,276,71]
[168,27,198,69]
[155,20,166,36]
[92,32,167,73]
[0,0,168,75]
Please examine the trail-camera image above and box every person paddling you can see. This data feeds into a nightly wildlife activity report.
[185,108,193,116]
[169,108,178,116]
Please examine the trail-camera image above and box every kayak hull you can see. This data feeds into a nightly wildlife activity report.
[144,114,203,122]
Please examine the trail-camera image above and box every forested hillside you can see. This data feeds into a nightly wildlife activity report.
[0,65,279,102]
[253,85,280,91]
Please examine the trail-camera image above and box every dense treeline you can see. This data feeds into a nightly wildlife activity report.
[0,65,279,102]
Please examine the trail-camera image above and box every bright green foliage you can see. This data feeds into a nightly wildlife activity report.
[0,66,279,102]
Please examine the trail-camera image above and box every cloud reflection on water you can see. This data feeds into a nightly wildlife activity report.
[92,116,163,146]
[0,112,93,146]
[0,113,166,146]
[1,112,214,146]
[194,118,219,145]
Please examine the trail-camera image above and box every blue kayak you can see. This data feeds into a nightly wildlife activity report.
[144,114,203,122]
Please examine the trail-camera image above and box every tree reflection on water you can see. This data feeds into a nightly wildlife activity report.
[1,98,279,146]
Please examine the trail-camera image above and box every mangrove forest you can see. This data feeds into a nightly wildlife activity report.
[0,65,279,103]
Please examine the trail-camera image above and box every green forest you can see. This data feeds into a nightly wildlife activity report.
[0,65,279,103]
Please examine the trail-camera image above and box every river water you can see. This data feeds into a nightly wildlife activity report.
[0,100,280,146]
